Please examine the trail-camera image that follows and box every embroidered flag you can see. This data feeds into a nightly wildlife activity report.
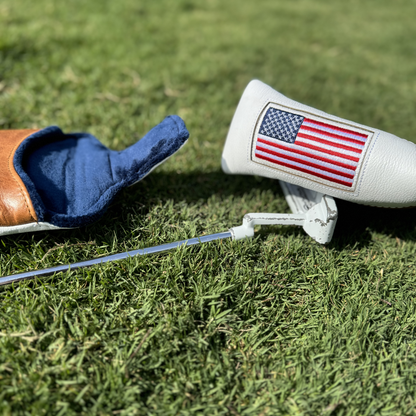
[254,107,369,187]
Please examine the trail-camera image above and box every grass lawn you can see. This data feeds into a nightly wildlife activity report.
[1,0,416,414]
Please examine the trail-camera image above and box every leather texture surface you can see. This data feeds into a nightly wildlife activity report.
[0,129,39,226]
[222,80,416,207]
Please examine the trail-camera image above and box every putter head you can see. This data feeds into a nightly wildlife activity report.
[280,180,337,243]
[229,181,338,244]
[222,79,416,208]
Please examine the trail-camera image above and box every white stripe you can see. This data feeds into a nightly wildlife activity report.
[298,127,365,150]
[255,150,353,184]
[256,143,356,176]
[302,120,367,143]
[296,136,362,158]
[257,135,359,167]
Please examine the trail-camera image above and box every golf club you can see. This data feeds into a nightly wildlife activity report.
[0,181,338,286]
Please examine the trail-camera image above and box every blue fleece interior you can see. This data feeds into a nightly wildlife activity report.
[13,115,189,228]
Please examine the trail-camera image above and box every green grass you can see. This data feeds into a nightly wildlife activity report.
[1,0,416,414]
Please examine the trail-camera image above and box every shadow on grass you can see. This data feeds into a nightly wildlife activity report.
[332,199,416,248]
[0,39,37,63]
[3,170,416,250]
[125,170,284,205]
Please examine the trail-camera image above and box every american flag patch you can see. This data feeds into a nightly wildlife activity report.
[254,107,371,188]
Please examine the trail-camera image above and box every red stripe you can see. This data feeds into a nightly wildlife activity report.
[256,146,355,179]
[300,125,366,146]
[303,118,368,138]
[297,133,362,153]
[256,153,353,187]
[296,141,360,162]
[257,138,357,171]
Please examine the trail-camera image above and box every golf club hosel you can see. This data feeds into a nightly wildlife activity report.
[230,212,304,241]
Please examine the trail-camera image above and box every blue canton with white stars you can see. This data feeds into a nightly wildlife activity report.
[259,108,304,143]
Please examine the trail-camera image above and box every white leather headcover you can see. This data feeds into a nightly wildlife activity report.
[222,80,416,208]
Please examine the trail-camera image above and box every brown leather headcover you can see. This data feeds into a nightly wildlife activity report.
[0,129,39,227]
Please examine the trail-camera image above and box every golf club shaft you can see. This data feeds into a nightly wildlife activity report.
[0,232,232,286]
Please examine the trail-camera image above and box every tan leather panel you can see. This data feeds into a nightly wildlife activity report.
[0,129,39,226]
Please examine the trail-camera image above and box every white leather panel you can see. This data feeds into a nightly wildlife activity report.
[222,80,416,207]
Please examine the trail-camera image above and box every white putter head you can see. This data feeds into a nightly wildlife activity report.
[230,180,338,244]
[222,80,416,208]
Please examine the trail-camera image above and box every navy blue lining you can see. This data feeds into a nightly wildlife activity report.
[13,116,189,228]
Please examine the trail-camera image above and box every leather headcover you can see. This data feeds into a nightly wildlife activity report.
[222,80,416,208]
[0,117,189,237]
[0,129,39,226]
